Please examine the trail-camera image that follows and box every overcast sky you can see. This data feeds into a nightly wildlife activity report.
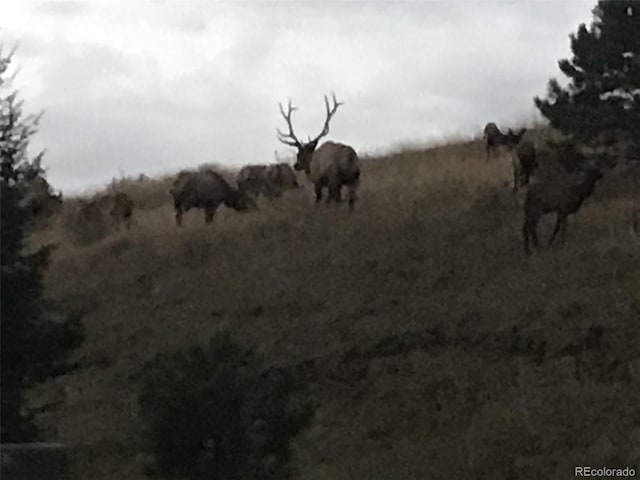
[2,0,594,193]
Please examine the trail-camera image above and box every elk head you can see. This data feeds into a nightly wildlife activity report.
[506,128,527,147]
[225,189,258,212]
[276,93,343,174]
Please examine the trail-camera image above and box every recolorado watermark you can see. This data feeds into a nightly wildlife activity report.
[575,466,636,477]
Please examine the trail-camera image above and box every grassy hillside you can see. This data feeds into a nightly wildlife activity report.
[27,136,640,479]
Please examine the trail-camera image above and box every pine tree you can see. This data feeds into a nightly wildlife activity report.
[534,1,640,164]
[1,45,83,442]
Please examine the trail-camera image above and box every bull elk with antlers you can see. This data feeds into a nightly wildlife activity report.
[276,93,360,211]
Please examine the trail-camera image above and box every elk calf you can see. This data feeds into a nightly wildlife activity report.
[276,93,360,211]
[523,166,603,254]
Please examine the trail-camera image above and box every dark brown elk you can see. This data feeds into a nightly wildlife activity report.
[277,93,360,211]
[268,163,300,193]
[170,169,257,226]
[483,122,526,161]
[513,140,538,191]
[237,165,275,198]
[522,166,604,255]
[236,163,299,199]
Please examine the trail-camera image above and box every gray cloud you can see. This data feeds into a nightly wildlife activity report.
[2,0,595,193]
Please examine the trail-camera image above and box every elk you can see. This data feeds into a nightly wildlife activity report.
[483,122,526,162]
[170,169,257,226]
[513,140,538,191]
[522,165,604,255]
[276,93,360,211]
[236,163,299,199]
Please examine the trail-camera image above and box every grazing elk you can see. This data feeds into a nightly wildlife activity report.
[513,140,538,191]
[170,169,257,226]
[236,163,299,199]
[522,165,604,255]
[483,122,526,162]
[276,93,360,211]
[269,163,300,192]
[237,165,275,198]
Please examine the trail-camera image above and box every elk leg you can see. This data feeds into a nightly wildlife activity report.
[175,207,183,227]
[315,184,323,204]
[204,205,217,224]
[523,222,531,255]
[559,217,569,244]
[549,214,562,246]
[523,218,537,254]
[530,219,539,247]
[328,184,342,203]
[347,184,357,212]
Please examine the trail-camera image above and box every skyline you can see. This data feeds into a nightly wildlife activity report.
[2,0,595,193]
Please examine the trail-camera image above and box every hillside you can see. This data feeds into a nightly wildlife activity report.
[26,136,640,479]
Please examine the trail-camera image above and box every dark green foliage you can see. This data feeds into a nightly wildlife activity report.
[138,332,314,479]
[534,1,640,164]
[1,45,84,442]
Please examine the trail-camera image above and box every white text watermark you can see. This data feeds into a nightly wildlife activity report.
[575,466,636,477]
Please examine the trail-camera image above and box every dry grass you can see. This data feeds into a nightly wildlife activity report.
[26,136,640,480]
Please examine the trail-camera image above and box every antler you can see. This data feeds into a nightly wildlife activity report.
[309,92,343,145]
[276,99,303,147]
[277,93,344,148]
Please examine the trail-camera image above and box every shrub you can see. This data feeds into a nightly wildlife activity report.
[138,332,313,479]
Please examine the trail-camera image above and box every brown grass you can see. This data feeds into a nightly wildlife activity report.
[26,136,640,480]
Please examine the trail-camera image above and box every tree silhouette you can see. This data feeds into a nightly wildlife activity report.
[535,1,640,164]
[1,45,83,442]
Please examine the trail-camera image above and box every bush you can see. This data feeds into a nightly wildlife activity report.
[138,332,314,479]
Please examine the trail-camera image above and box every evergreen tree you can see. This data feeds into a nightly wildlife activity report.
[1,45,83,442]
[534,1,640,164]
